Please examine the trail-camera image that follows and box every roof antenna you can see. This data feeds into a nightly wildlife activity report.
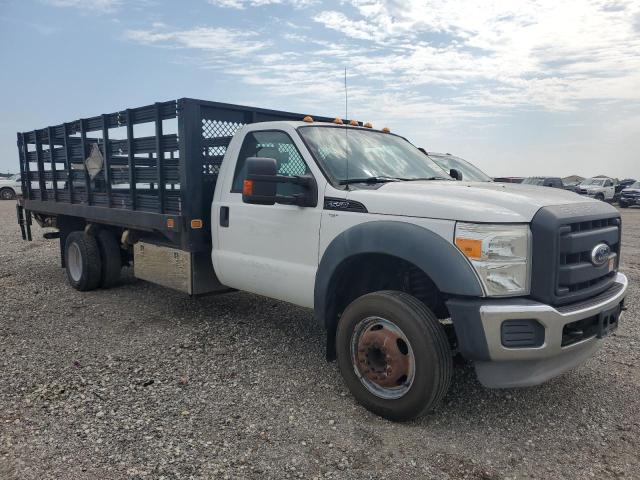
[344,66,348,121]
[344,66,350,191]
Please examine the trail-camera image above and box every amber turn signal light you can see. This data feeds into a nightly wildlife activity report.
[167,218,175,229]
[243,179,254,196]
[190,219,203,229]
[455,238,482,259]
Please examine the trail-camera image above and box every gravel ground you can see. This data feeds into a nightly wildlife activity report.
[1,200,639,480]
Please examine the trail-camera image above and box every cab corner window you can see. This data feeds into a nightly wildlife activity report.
[232,130,310,196]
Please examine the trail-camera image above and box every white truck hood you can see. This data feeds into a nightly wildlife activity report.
[346,181,600,223]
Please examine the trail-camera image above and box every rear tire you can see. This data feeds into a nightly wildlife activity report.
[336,291,452,421]
[96,230,122,288]
[0,188,16,200]
[65,232,102,291]
[596,193,605,201]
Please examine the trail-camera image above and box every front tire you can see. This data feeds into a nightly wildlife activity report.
[595,193,605,201]
[0,188,16,200]
[336,291,452,421]
[619,201,629,208]
[65,231,102,291]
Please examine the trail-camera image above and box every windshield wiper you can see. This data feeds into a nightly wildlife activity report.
[339,176,402,185]
[397,176,451,181]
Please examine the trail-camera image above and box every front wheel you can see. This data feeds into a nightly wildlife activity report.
[595,193,605,201]
[619,202,629,208]
[336,291,452,421]
[0,188,16,200]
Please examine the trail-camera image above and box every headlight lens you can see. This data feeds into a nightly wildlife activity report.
[454,222,531,297]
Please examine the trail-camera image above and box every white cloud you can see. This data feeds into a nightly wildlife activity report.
[310,0,640,112]
[125,25,269,57]
[125,0,640,123]
[41,0,122,11]
[207,0,316,9]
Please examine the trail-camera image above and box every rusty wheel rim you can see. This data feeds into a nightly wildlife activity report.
[350,316,415,399]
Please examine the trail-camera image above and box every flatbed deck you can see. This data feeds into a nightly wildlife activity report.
[17,98,333,252]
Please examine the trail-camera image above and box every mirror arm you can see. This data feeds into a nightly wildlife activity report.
[275,194,305,206]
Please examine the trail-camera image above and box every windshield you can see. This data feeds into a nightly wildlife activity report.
[628,181,640,189]
[298,126,451,183]
[522,177,546,185]
[10,174,19,181]
[427,154,492,182]
[581,178,605,186]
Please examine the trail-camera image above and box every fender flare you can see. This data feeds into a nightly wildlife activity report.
[314,220,484,329]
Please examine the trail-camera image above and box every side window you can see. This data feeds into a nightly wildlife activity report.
[604,180,612,187]
[231,130,310,196]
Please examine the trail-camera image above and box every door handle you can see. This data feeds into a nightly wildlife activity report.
[220,206,229,227]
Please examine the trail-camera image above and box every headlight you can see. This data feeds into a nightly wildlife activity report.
[454,222,531,297]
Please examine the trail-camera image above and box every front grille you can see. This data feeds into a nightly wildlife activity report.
[557,217,619,297]
[530,203,621,306]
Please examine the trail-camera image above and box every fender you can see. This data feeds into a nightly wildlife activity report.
[314,220,484,329]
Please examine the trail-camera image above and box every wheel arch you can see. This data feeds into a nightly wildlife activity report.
[314,221,484,358]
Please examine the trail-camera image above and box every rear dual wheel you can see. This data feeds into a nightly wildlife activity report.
[65,230,121,291]
[336,291,452,421]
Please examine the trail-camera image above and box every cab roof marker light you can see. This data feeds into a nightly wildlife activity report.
[333,117,344,125]
[382,127,391,133]
[303,116,314,123]
[349,120,359,126]
[363,122,373,128]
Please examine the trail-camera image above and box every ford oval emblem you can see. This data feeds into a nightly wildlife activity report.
[590,243,611,267]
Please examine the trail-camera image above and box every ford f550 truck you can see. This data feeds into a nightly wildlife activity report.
[15,98,628,421]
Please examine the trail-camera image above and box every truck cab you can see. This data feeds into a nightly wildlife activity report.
[15,99,629,421]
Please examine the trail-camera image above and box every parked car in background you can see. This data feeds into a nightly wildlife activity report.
[563,181,581,193]
[521,177,564,188]
[576,177,616,202]
[0,174,21,200]
[619,181,640,208]
[614,178,637,203]
[423,152,493,182]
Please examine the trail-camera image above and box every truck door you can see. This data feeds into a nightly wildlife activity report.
[604,179,615,199]
[213,128,324,308]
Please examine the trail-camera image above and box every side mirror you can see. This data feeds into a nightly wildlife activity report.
[242,157,318,207]
[450,168,463,181]
[242,157,278,205]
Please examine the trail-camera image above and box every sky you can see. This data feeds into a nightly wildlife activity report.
[0,0,639,179]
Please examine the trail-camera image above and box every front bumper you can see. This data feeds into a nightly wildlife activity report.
[446,273,628,388]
